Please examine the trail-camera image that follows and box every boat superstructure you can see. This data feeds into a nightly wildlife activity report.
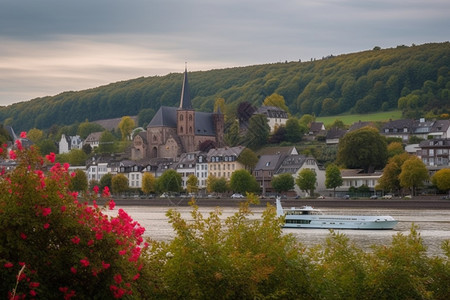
[276,198,398,230]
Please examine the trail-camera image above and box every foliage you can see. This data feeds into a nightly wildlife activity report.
[118,116,136,141]
[98,131,117,154]
[317,110,402,126]
[69,169,88,192]
[337,126,388,172]
[206,175,229,194]
[141,172,156,195]
[186,174,199,194]
[296,169,317,196]
[2,43,449,132]
[271,173,295,194]
[325,164,343,196]
[237,148,258,171]
[236,101,256,124]
[224,119,240,147]
[36,138,57,155]
[229,169,259,194]
[99,173,113,191]
[285,118,304,143]
[137,108,155,127]
[262,93,290,113]
[57,149,88,166]
[77,121,104,139]
[26,128,44,143]
[399,155,429,196]
[0,138,148,299]
[158,195,311,299]
[111,173,129,195]
[387,141,405,158]
[376,153,410,194]
[431,168,450,193]
[244,114,270,150]
[156,169,182,193]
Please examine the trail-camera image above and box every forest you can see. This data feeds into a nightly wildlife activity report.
[0,42,449,132]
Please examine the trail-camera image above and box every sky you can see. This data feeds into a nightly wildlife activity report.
[0,0,449,106]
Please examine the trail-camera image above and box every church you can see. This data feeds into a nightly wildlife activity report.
[131,68,224,160]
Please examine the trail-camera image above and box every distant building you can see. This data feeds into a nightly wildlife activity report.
[338,169,382,193]
[131,67,224,160]
[381,118,450,141]
[416,138,450,171]
[254,106,288,132]
[59,134,82,154]
[84,132,103,149]
[325,127,347,145]
[207,146,245,181]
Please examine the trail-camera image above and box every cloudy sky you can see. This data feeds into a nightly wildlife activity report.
[1,0,449,106]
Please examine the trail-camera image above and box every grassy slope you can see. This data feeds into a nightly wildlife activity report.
[316,110,403,126]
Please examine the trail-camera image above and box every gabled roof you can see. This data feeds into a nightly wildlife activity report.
[255,106,288,119]
[326,127,347,139]
[254,154,286,171]
[276,154,309,175]
[195,112,215,136]
[207,146,245,159]
[348,121,374,132]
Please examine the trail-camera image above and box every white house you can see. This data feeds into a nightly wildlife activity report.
[59,134,82,154]
[254,106,288,132]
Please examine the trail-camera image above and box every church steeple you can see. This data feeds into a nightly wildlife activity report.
[179,65,192,109]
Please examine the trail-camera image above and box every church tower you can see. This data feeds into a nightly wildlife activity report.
[177,66,195,153]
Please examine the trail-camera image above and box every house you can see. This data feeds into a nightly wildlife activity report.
[308,122,326,136]
[325,127,347,145]
[84,132,103,149]
[195,153,209,189]
[416,138,450,171]
[254,106,288,132]
[337,169,382,193]
[131,67,224,160]
[85,155,119,183]
[118,160,148,189]
[253,147,297,195]
[275,154,325,197]
[348,121,375,132]
[174,152,198,189]
[381,118,450,141]
[207,146,245,180]
[59,134,82,154]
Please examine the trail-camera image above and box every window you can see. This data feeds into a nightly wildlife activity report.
[180,115,184,121]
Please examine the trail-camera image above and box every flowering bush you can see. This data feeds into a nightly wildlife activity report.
[0,136,148,299]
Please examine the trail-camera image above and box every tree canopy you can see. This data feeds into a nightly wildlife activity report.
[296,169,317,196]
[399,156,429,196]
[271,173,295,194]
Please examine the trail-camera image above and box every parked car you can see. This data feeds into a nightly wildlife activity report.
[231,193,244,198]
[343,194,350,199]
[370,195,378,199]
[317,195,325,199]
[382,194,393,199]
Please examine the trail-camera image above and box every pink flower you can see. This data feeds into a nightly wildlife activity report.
[4,262,13,268]
[71,236,80,244]
[87,239,94,246]
[20,232,27,240]
[15,140,23,151]
[63,163,70,170]
[80,258,90,267]
[20,131,27,138]
[70,266,77,274]
[95,232,103,240]
[61,205,66,212]
[45,152,56,163]
[43,223,50,229]
[93,185,99,194]
[42,207,51,216]
[9,150,16,160]
[29,282,40,288]
[108,200,115,210]
[102,186,111,197]
[30,290,37,296]
[132,273,140,281]
[119,249,126,256]
[102,261,110,270]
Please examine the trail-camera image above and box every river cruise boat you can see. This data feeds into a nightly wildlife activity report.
[276,198,398,230]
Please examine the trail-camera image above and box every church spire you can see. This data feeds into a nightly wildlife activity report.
[179,64,192,109]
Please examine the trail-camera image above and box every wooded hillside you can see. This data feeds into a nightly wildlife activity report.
[1,42,449,131]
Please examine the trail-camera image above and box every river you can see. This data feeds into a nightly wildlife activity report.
[111,205,450,256]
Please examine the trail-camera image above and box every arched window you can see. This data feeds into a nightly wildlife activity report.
[189,114,193,121]
[189,126,193,134]
[180,126,184,133]
[180,115,184,121]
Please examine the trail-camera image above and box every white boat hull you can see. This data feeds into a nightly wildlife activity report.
[276,198,398,230]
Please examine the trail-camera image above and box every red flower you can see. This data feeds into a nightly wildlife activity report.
[87,239,94,246]
[20,232,27,240]
[80,258,90,267]
[114,273,122,284]
[42,207,51,216]
[9,150,16,160]
[132,273,140,281]
[29,282,40,288]
[71,236,80,244]
[20,131,27,138]
[70,267,77,274]
[102,186,111,197]
[108,200,115,210]
[15,140,23,151]
[118,249,126,256]
[95,232,103,240]
[93,185,99,194]
[43,223,50,229]
[30,290,37,296]
[61,205,66,212]
[102,261,110,269]
[45,152,56,163]
[4,262,13,268]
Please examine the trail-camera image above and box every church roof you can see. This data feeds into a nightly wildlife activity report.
[195,112,215,136]
[147,106,178,128]
[179,67,192,109]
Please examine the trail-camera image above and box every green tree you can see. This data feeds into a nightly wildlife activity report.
[387,141,405,158]
[296,169,317,196]
[212,177,229,194]
[285,118,304,143]
[77,121,104,139]
[137,108,155,127]
[299,114,315,126]
[271,173,294,194]
[337,126,388,172]
[327,119,346,130]
[67,149,87,166]
[157,169,182,193]
[27,128,44,143]
[98,131,117,154]
[213,97,226,114]
[224,119,241,146]
[118,116,135,141]
[141,172,156,195]
[431,168,450,195]
[111,173,129,195]
[263,93,290,113]
[186,174,199,194]
[69,169,88,192]
[325,164,343,197]
[99,173,113,191]
[377,153,410,194]
[36,139,57,156]
[245,114,270,150]
[399,156,429,196]
[230,169,259,194]
[237,148,258,172]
